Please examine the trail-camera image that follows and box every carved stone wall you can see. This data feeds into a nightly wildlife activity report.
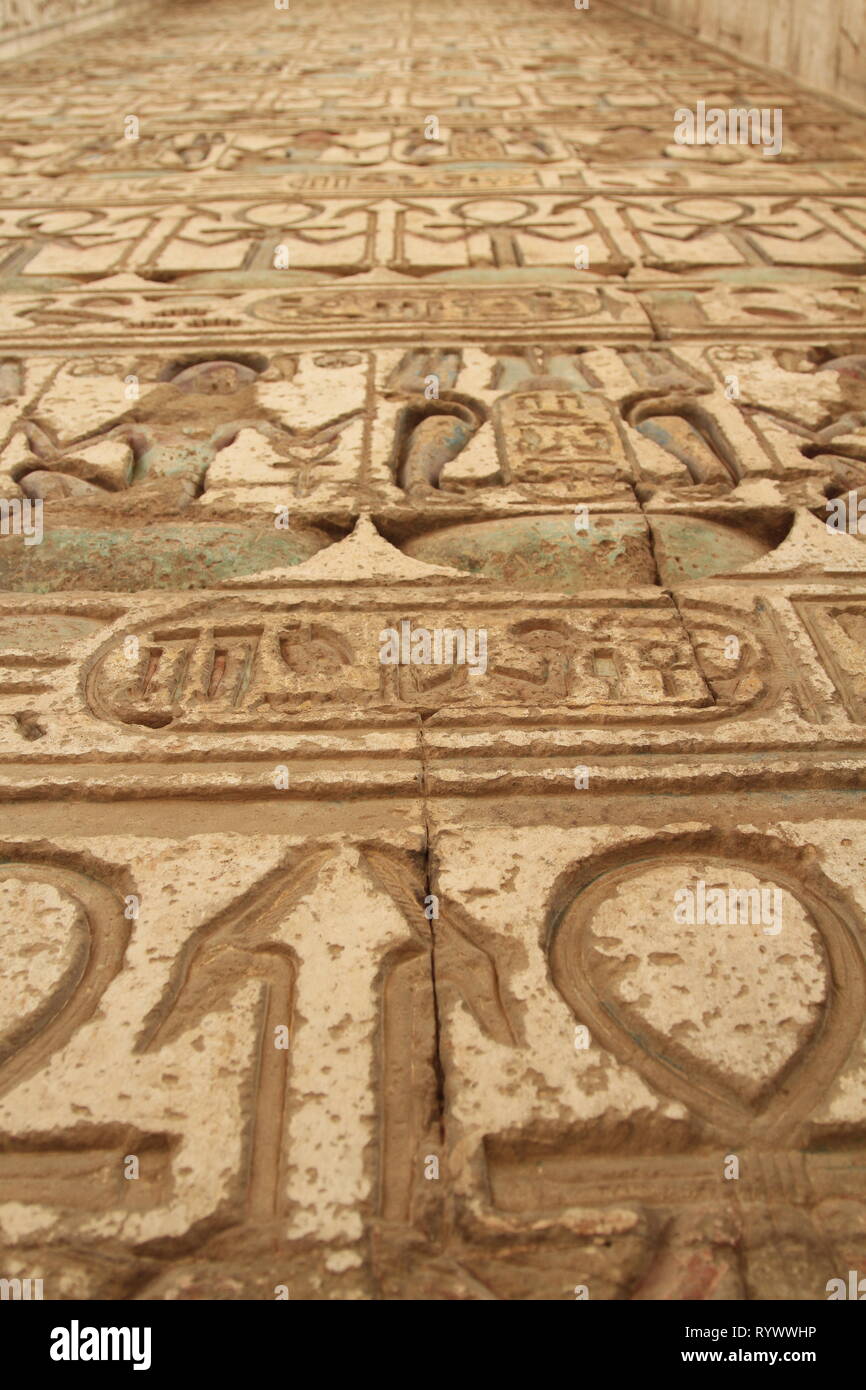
[620,0,866,112]
[0,0,144,58]
[1,0,866,1303]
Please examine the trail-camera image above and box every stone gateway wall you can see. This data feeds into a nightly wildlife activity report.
[0,0,866,1307]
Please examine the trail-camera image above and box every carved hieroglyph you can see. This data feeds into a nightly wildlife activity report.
[0,0,866,1303]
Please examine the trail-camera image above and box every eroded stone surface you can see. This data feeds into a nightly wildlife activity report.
[0,0,865,1305]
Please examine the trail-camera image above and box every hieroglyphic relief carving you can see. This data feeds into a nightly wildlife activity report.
[5,343,865,524]
[0,858,179,1216]
[4,192,866,284]
[83,598,736,726]
[0,352,369,506]
[493,383,632,499]
[0,860,129,1098]
[427,824,866,1299]
[2,0,866,1306]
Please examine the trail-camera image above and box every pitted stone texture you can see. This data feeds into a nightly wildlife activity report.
[1,0,866,1305]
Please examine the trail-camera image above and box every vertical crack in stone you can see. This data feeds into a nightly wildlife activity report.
[1,0,866,1304]
[418,714,447,1151]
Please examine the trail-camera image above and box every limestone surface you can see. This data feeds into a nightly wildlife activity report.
[0,0,865,1303]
